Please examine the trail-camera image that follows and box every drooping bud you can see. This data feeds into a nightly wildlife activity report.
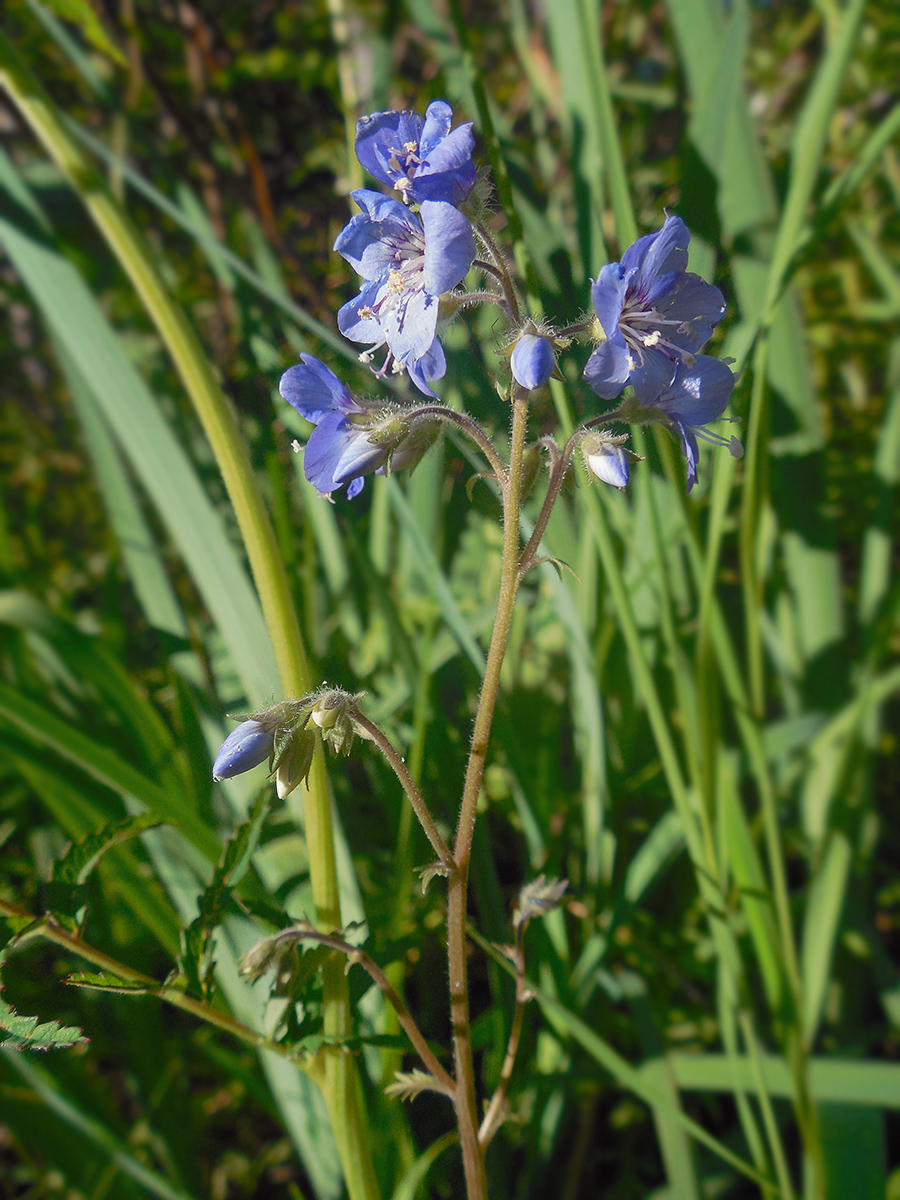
[274,728,317,799]
[510,334,556,391]
[581,432,632,490]
[213,720,275,781]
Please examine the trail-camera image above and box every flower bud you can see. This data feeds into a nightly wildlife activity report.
[274,729,316,799]
[510,334,555,391]
[213,719,274,781]
[581,432,631,490]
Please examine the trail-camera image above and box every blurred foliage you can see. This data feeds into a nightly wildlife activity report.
[0,1,898,1198]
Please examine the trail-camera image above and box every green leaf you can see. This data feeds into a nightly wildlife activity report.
[178,789,271,999]
[38,0,127,66]
[64,972,153,996]
[0,1004,87,1051]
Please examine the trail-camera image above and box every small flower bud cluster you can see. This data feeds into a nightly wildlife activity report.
[212,689,361,797]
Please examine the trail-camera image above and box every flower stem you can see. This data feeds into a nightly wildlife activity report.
[0,37,378,1200]
[351,710,454,869]
[447,388,530,1200]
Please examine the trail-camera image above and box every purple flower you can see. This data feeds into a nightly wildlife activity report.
[355,100,476,207]
[511,334,555,391]
[583,216,726,403]
[334,189,475,397]
[649,356,740,492]
[280,354,392,497]
[213,719,273,781]
[280,354,437,498]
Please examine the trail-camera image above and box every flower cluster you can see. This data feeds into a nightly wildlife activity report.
[583,215,740,491]
[335,102,477,397]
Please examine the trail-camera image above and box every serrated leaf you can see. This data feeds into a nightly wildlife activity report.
[45,813,162,929]
[64,972,153,996]
[0,986,87,1051]
[178,790,271,999]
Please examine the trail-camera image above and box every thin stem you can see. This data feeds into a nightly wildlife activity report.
[0,900,304,1066]
[447,387,530,1200]
[478,929,526,1147]
[0,39,378,1200]
[470,216,521,324]
[268,925,456,1096]
[519,408,627,578]
[408,406,506,483]
[352,710,454,869]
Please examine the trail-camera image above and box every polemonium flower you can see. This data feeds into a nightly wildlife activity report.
[213,720,273,781]
[355,100,476,206]
[280,354,438,498]
[335,189,475,397]
[584,216,726,403]
[510,334,556,391]
[648,356,741,492]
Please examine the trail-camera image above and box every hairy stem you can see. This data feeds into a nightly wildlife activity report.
[352,710,454,868]
[269,925,456,1096]
[447,389,530,1200]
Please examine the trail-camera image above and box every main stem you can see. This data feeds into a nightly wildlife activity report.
[447,391,530,1200]
[0,38,378,1200]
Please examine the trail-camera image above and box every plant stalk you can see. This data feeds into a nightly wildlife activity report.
[448,389,530,1200]
[0,36,378,1200]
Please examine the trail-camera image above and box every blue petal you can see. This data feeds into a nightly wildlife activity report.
[511,334,555,390]
[583,340,633,400]
[337,281,385,345]
[629,347,678,404]
[355,110,424,188]
[304,412,387,494]
[279,354,354,423]
[632,215,690,289]
[421,201,475,295]
[656,357,735,427]
[675,421,701,493]
[591,264,627,339]
[414,124,476,204]
[406,339,446,397]
[419,101,452,156]
[652,274,726,351]
[347,475,366,500]
[335,192,421,279]
[381,287,439,360]
[213,719,273,780]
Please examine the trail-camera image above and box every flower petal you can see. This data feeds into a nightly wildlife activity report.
[279,354,355,422]
[587,444,630,489]
[421,200,475,295]
[355,110,424,189]
[304,412,386,494]
[583,339,633,400]
[405,338,446,397]
[656,357,735,427]
[590,264,627,339]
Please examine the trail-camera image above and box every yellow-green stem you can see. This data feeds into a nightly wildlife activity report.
[0,35,378,1200]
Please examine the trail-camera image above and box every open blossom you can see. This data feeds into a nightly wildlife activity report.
[584,215,726,403]
[648,356,741,492]
[279,354,437,498]
[355,100,476,207]
[335,189,475,397]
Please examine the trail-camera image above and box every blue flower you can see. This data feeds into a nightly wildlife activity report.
[280,354,439,498]
[213,719,273,781]
[355,100,476,207]
[280,354,394,498]
[511,334,555,391]
[583,216,726,403]
[334,189,475,396]
[648,356,740,492]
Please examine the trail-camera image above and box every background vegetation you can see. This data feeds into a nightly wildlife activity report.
[0,0,898,1197]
